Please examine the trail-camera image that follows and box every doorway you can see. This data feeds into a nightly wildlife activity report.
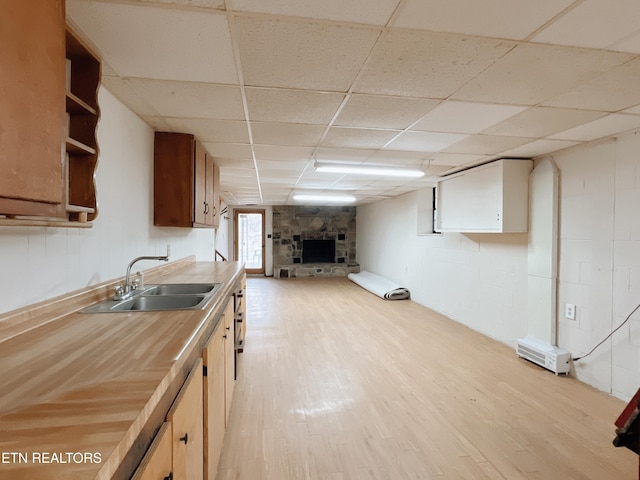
[234,209,265,275]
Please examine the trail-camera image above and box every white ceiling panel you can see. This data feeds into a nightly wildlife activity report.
[452,44,633,105]
[354,29,514,98]
[411,101,527,134]
[163,118,250,143]
[67,1,237,83]
[321,128,400,149]
[76,1,640,205]
[335,95,441,129]
[385,131,467,152]
[444,135,534,155]
[425,153,487,167]
[499,139,580,158]
[393,0,574,41]
[102,76,159,116]
[253,145,315,161]
[549,114,640,142]
[127,79,245,119]
[232,0,399,25]
[245,88,345,124]
[251,123,326,146]
[202,143,253,159]
[234,15,380,91]
[131,0,226,8]
[541,59,640,112]
[481,107,607,138]
[532,0,640,50]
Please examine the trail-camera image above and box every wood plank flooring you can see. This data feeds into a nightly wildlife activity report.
[216,277,636,479]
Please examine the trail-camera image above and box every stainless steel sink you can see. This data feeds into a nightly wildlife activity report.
[111,294,207,311]
[81,283,221,313]
[143,283,219,295]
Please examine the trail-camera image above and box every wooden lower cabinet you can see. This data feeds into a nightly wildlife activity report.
[203,319,226,480]
[131,423,173,480]
[223,300,236,425]
[167,359,204,480]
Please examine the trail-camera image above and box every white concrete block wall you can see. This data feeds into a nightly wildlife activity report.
[359,129,640,401]
[357,191,530,346]
[0,88,215,315]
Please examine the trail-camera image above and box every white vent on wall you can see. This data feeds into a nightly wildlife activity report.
[516,337,570,375]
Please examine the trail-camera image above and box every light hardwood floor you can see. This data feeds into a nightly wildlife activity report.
[216,277,636,479]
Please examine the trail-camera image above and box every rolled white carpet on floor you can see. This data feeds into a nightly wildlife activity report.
[347,271,410,300]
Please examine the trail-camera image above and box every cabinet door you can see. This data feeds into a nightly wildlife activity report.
[212,162,221,228]
[194,141,208,225]
[223,301,236,425]
[0,0,65,214]
[167,359,204,480]
[203,321,226,480]
[131,423,173,480]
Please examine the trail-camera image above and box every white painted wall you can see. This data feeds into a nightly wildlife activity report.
[357,192,530,345]
[0,88,215,315]
[358,129,640,401]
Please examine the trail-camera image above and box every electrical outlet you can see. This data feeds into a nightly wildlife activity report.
[565,303,576,320]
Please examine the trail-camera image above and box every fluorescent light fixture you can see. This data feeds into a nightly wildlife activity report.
[314,161,425,178]
[293,193,356,203]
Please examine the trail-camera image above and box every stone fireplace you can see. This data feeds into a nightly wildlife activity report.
[273,206,360,278]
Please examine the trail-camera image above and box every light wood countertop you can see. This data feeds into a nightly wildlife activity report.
[0,259,245,480]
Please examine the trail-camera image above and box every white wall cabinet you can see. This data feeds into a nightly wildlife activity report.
[436,159,533,233]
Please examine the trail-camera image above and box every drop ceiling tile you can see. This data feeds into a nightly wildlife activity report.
[102,76,158,116]
[542,59,640,112]
[623,105,640,115]
[315,148,377,161]
[142,116,171,131]
[231,0,399,25]
[354,30,514,98]
[256,159,309,171]
[335,95,441,129]
[425,153,487,167]
[164,118,250,143]
[499,139,580,158]
[411,101,527,134]
[251,123,325,146]
[548,114,640,142]
[385,131,467,152]
[393,0,573,40]
[321,128,400,149]
[610,30,640,55]
[127,80,245,119]
[234,15,380,91]
[134,0,225,8]
[202,143,253,158]
[532,0,640,49]
[245,88,345,124]
[367,150,429,166]
[67,1,237,83]
[444,135,534,155]
[253,145,315,161]
[214,158,255,168]
[481,107,607,138]
[452,44,633,105]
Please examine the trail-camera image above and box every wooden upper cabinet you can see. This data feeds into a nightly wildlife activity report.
[0,0,66,216]
[0,1,101,225]
[154,132,220,228]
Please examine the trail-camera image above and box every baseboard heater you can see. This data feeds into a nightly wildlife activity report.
[516,337,571,375]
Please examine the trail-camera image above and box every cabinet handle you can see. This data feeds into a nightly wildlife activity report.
[179,433,189,444]
[204,202,209,214]
[223,334,227,339]
[164,474,173,480]
[226,326,230,330]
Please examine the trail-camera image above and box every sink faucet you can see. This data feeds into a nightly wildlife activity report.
[115,246,170,300]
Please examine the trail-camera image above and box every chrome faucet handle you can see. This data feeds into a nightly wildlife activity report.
[114,285,125,297]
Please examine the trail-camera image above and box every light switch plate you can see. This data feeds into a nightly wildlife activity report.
[565,303,576,320]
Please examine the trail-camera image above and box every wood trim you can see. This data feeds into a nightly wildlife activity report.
[233,208,266,275]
